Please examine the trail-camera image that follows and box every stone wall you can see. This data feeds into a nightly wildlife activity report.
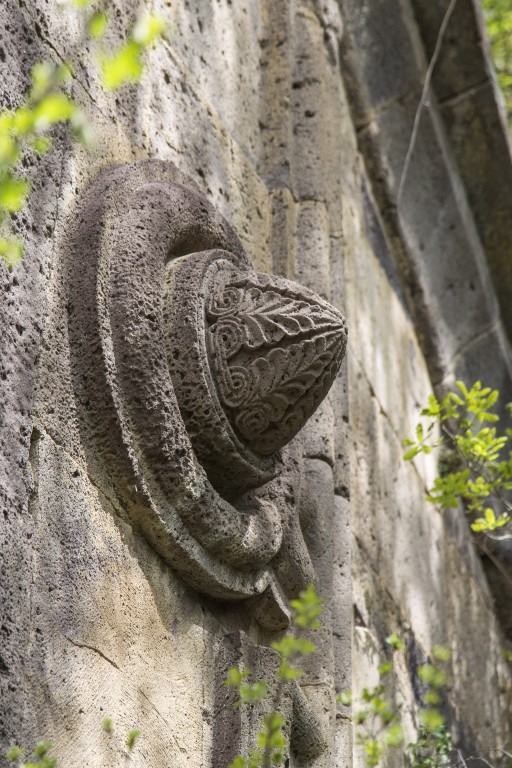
[1,1,511,767]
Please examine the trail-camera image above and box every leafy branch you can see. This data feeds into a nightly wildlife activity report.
[403,381,512,536]
[224,584,323,768]
[5,719,141,767]
[340,639,453,768]
[0,0,165,270]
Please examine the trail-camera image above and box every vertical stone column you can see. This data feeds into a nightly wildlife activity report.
[259,2,356,765]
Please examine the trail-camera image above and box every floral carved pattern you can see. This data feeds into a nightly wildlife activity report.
[206,267,347,454]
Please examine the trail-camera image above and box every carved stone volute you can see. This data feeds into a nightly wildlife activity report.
[66,160,347,622]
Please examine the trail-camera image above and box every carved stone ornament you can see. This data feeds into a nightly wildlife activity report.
[66,161,347,630]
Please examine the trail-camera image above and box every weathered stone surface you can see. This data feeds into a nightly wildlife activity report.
[4,0,512,765]
[21,431,219,768]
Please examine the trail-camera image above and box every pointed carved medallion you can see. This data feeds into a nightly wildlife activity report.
[206,267,347,454]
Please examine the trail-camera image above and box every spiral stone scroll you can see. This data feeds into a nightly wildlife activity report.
[66,160,347,629]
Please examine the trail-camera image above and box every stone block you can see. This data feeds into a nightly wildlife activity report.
[332,496,351,692]
[358,97,501,369]
[290,7,346,208]
[339,0,424,126]
[345,229,434,453]
[136,44,272,272]
[156,0,264,167]
[440,81,512,343]
[302,393,335,467]
[411,0,489,102]
[331,361,349,500]
[294,201,331,300]
[269,187,297,278]
[258,0,294,188]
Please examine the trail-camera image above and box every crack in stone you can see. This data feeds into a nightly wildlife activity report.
[65,635,120,669]
[20,3,111,119]
[437,76,491,108]
[433,320,508,387]
[30,417,127,522]
[355,88,421,133]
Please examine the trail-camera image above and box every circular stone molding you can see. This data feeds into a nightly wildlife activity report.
[65,160,347,626]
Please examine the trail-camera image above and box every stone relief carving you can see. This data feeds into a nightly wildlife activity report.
[66,160,347,634]
[205,266,346,454]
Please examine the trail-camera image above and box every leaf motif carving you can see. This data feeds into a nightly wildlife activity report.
[206,268,347,454]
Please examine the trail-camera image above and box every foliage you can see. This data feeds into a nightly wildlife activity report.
[126,728,141,752]
[409,725,453,768]
[5,741,56,768]
[339,639,453,768]
[0,1,165,270]
[101,717,113,735]
[482,0,512,122]
[403,381,512,536]
[224,585,323,768]
[5,721,141,766]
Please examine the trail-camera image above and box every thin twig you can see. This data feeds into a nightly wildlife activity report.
[397,0,459,206]
[474,538,512,593]
[466,756,498,768]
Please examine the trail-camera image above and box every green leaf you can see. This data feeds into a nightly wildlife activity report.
[55,63,73,85]
[32,136,52,154]
[6,746,24,762]
[290,583,323,629]
[100,42,143,90]
[337,689,352,706]
[418,664,446,688]
[424,690,441,705]
[420,709,445,732]
[432,645,451,662]
[101,717,114,734]
[15,105,35,133]
[385,724,404,747]
[30,61,56,101]
[0,237,23,270]
[0,175,30,211]
[227,758,246,768]
[224,667,250,687]
[456,381,469,398]
[33,93,76,129]
[126,728,141,751]
[278,660,303,680]
[132,14,166,46]
[34,742,53,758]
[0,134,19,167]
[385,633,405,650]
[239,680,268,702]
[88,12,108,40]
[364,739,382,767]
